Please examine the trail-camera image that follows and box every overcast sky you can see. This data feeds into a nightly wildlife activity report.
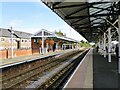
[1,1,87,41]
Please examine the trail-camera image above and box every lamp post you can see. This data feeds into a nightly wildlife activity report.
[11,27,14,58]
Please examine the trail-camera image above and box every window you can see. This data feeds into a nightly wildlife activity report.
[14,39,16,42]
[9,39,11,42]
[37,39,39,43]
[25,40,27,42]
[34,39,36,43]
[1,38,5,41]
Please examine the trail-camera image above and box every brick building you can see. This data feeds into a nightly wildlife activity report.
[31,29,79,54]
[0,28,32,50]
[0,28,78,59]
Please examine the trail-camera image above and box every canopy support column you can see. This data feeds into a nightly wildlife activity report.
[42,30,44,54]
[108,28,112,62]
[99,38,103,54]
[72,44,74,49]
[98,39,100,52]
[77,43,78,49]
[56,43,58,50]
[102,36,104,54]
[118,15,120,74]
[103,32,106,58]
[46,43,48,53]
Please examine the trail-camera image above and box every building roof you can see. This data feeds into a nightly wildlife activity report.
[32,29,79,43]
[32,29,56,37]
[0,28,33,39]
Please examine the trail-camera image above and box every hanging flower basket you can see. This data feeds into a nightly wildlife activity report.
[49,39,54,46]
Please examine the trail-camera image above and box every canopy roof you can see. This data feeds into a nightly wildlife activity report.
[32,29,79,43]
[42,0,120,42]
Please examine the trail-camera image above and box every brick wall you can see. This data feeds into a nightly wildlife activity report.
[32,49,40,54]
[0,48,40,59]
[0,50,7,59]
[0,37,31,50]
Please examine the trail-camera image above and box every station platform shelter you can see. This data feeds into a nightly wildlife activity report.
[31,29,79,54]
[42,1,120,88]
[42,1,120,74]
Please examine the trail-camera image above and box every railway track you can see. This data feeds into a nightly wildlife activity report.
[37,50,88,90]
[1,50,82,89]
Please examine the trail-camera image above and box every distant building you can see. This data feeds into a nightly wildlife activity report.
[0,28,32,50]
[31,29,79,54]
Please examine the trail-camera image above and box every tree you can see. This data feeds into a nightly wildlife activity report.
[79,40,91,47]
[55,30,64,36]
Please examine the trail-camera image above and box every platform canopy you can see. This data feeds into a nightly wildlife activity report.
[31,29,79,43]
[42,0,120,42]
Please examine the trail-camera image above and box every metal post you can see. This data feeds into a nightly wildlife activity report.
[62,44,63,50]
[42,30,44,54]
[108,28,111,62]
[72,44,74,49]
[56,43,58,50]
[11,27,14,58]
[102,36,104,54]
[118,15,120,74]
[77,43,79,49]
[64,44,66,50]
[46,43,48,53]
[69,44,70,49]
[99,38,102,53]
[98,39,100,52]
[103,33,106,58]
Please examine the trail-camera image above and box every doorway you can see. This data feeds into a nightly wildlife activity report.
[17,41,20,49]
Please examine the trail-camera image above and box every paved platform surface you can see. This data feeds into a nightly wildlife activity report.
[93,49,120,89]
[64,48,120,89]
[0,49,78,68]
[64,49,93,88]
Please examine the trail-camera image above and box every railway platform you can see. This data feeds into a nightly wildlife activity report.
[64,48,120,89]
[0,49,79,68]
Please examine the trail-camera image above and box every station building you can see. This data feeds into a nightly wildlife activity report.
[0,28,79,59]
[31,29,79,54]
[0,28,32,50]
[0,28,32,59]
